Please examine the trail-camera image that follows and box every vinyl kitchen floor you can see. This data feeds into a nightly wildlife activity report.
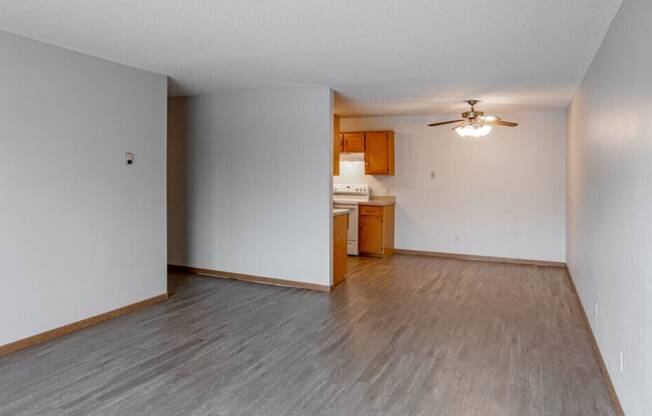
[0,255,616,416]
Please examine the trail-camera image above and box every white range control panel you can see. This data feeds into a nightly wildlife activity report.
[333,184,369,195]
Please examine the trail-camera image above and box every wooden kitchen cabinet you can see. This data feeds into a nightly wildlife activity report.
[333,211,348,286]
[358,204,395,257]
[339,130,395,176]
[342,132,365,152]
[333,115,341,176]
[364,131,395,175]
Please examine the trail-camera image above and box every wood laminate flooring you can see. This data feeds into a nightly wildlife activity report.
[0,255,616,416]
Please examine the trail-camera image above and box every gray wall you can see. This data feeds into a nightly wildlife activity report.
[168,88,333,286]
[0,32,168,346]
[566,0,651,414]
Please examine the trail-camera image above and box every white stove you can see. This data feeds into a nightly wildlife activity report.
[333,184,369,255]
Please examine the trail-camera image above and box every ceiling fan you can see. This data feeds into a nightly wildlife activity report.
[428,100,518,137]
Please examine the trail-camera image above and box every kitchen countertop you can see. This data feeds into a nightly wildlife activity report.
[333,208,351,217]
[359,196,396,206]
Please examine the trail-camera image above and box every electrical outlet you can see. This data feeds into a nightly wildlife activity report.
[594,300,599,319]
[619,352,624,373]
[430,170,436,180]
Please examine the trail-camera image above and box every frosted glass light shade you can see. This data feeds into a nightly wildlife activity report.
[455,124,493,138]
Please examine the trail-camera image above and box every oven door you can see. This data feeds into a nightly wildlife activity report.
[334,203,359,255]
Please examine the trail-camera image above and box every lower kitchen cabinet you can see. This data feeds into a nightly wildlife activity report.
[358,204,395,257]
[333,212,348,286]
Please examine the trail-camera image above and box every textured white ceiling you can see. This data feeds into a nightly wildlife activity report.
[0,0,622,116]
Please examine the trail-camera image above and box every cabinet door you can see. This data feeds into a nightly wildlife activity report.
[359,215,383,253]
[333,115,341,176]
[342,133,365,152]
[364,132,389,174]
[333,213,348,285]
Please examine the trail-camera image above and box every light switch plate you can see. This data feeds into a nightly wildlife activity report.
[594,300,599,319]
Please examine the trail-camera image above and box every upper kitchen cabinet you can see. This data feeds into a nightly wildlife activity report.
[364,131,394,175]
[341,132,365,152]
[338,130,395,176]
[333,115,341,176]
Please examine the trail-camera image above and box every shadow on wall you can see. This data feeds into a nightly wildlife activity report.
[167,97,189,265]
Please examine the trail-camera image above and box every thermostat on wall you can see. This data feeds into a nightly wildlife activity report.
[124,152,134,165]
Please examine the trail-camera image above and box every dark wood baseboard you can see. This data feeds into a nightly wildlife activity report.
[169,265,331,292]
[0,293,168,358]
[566,269,625,416]
[394,248,566,268]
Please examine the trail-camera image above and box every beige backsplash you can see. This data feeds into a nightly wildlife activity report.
[334,160,392,196]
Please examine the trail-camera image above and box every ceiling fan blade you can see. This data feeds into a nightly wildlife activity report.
[428,119,465,127]
[487,119,518,127]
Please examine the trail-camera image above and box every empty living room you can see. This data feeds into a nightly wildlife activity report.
[1,1,650,415]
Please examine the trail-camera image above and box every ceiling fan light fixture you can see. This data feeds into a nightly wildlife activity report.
[428,100,518,135]
[455,124,493,138]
